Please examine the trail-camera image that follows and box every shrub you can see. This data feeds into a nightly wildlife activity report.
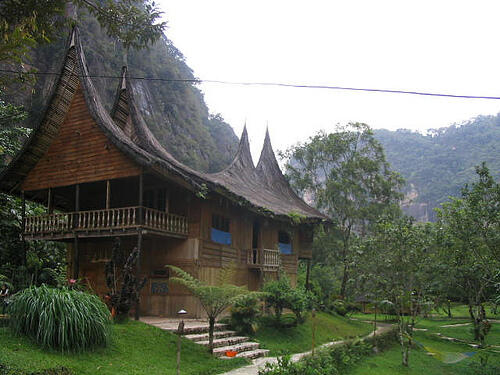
[262,275,307,324]
[329,299,347,316]
[259,328,398,375]
[8,285,111,352]
[230,293,261,334]
[287,288,307,323]
[262,277,292,322]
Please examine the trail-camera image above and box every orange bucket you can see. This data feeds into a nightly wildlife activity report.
[225,350,238,357]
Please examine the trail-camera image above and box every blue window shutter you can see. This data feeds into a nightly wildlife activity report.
[211,228,232,245]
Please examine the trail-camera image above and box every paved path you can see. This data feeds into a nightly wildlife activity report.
[218,323,393,375]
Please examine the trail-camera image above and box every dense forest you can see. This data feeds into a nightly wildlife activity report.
[1,7,238,172]
[375,115,500,221]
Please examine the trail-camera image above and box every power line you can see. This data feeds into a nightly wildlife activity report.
[1,68,500,100]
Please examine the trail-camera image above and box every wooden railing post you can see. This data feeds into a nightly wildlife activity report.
[135,173,143,321]
[73,184,80,280]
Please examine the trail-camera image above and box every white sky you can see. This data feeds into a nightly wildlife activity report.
[158,0,500,161]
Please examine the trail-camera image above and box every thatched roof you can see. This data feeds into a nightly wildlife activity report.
[1,27,328,223]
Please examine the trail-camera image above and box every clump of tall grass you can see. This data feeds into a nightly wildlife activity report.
[8,285,111,352]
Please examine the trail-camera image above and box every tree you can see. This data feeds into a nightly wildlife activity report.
[283,123,404,297]
[167,265,261,353]
[356,216,433,367]
[436,164,499,347]
[0,0,166,71]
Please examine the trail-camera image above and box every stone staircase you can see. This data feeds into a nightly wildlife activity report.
[142,317,269,360]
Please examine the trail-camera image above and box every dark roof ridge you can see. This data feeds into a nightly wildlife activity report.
[212,125,255,176]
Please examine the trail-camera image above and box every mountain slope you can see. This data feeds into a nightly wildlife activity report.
[374,115,500,221]
[2,9,238,173]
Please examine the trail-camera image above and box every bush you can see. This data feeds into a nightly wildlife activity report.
[259,328,398,375]
[8,285,111,352]
[230,294,261,334]
[263,277,293,322]
[329,299,347,316]
[262,275,307,324]
[287,288,307,323]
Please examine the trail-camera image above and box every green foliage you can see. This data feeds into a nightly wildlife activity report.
[435,164,499,347]
[262,275,307,324]
[8,285,111,352]
[167,264,261,351]
[2,7,238,173]
[0,0,165,71]
[374,118,500,221]
[104,239,146,322]
[230,293,261,335]
[0,364,74,375]
[287,211,307,224]
[83,0,166,51]
[0,320,247,375]
[258,328,398,375]
[283,123,404,297]
[253,311,372,356]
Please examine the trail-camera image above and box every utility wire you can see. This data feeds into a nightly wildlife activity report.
[1,68,500,100]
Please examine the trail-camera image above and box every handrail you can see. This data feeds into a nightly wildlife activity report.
[24,206,188,236]
[247,248,280,268]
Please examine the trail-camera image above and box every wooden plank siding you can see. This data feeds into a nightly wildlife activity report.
[22,86,140,192]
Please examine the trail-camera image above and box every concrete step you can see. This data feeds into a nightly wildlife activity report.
[184,330,237,342]
[161,323,229,335]
[213,342,261,358]
[197,336,249,348]
[221,348,270,360]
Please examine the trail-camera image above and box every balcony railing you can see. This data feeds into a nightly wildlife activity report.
[247,248,280,270]
[24,206,188,238]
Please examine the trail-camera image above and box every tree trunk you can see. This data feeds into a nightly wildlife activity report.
[447,300,452,318]
[208,316,215,353]
[339,261,349,298]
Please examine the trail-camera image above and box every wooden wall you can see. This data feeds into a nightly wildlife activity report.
[22,86,140,192]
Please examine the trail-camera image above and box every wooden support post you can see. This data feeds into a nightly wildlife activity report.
[21,190,27,266]
[47,187,53,214]
[305,258,311,291]
[165,190,170,213]
[72,184,80,280]
[106,180,111,209]
[135,173,143,321]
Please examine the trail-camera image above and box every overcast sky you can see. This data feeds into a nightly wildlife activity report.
[157,0,500,161]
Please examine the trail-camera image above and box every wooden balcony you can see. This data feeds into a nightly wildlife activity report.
[247,248,280,271]
[23,206,188,240]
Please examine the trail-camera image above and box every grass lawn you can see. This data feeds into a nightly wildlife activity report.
[415,318,500,347]
[345,304,500,375]
[251,312,372,356]
[0,321,247,375]
[347,331,500,375]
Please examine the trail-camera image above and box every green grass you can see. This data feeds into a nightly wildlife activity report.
[414,319,500,347]
[347,331,500,375]
[251,312,372,356]
[0,321,247,375]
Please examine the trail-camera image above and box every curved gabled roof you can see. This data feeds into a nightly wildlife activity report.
[1,27,327,223]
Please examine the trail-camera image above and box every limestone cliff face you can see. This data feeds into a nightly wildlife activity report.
[401,184,430,222]
[3,15,238,173]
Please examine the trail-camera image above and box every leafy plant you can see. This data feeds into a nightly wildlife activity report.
[105,238,146,322]
[230,293,261,335]
[167,264,261,353]
[262,275,307,324]
[8,285,111,352]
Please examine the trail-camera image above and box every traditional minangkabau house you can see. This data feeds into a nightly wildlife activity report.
[0,28,328,318]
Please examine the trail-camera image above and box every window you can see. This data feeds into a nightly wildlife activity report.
[211,214,231,245]
[278,231,292,254]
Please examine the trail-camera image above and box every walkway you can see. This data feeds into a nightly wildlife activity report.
[219,323,393,375]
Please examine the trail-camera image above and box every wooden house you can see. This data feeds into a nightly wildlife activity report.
[0,29,328,318]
